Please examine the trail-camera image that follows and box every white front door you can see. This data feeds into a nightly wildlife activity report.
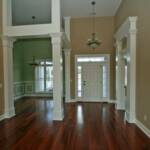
[82,62,103,100]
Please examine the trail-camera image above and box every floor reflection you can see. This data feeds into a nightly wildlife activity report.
[15,97,53,123]
[77,104,84,126]
[0,101,149,149]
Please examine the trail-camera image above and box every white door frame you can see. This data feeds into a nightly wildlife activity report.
[115,17,138,123]
[75,54,110,102]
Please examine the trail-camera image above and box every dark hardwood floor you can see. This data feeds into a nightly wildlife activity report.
[0,98,149,150]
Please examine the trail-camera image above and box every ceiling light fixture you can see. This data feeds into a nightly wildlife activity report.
[87,1,102,49]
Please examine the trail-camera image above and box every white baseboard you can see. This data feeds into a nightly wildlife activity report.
[66,99,77,103]
[24,94,52,97]
[77,100,108,103]
[125,111,136,123]
[66,99,116,104]
[53,110,64,121]
[4,107,16,119]
[15,94,52,101]
[0,110,16,122]
[14,95,25,101]
[116,100,125,110]
[136,119,150,138]
[109,100,116,104]
[0,114,5,121]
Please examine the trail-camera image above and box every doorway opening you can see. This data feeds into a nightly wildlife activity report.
[75,54,110,102]
[35,60,53,93]
[13,38,53,112]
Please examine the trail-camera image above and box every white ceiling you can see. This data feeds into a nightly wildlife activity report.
[62,0,122,17]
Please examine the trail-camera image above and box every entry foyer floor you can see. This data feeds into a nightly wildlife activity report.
[0,98,149,150]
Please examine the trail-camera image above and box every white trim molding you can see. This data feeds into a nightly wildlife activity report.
[75,54,111,101]
[15,96,24,101]
[109,100,116,104]
[4,107,15,119]
[65,99,77,103]
[3,0,62,37]
[15,95,52,101]
[115,17,138,123]
[136,120,150,138]
[13,81,52,100]
[0,115,5,121]
[66,99,116,104]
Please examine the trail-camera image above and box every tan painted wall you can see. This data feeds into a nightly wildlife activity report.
[0,0,4,115]
[116,0,150,129]
[70,17,115,99]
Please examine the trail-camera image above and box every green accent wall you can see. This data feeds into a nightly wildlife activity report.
[13,38,66,99]
[13,42,24,82]
[13,38,52,82]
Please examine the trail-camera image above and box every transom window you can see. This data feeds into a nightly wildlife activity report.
[77,56,106,63]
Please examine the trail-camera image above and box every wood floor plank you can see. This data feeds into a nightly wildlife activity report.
[0,98,149,150]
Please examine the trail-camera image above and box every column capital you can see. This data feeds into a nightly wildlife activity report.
[64,16,71,20]
[64,49,71,53]
[115,40,122,47]
[51,32,63,44]
[128,29,137,36]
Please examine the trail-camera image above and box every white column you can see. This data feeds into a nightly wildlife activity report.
[116,40,125,110]
[2,0,12,33]
[126,28,137,123]
[51,33,64,121]
[52,0,61,32]
[64,17,71,41]
[64,49,71,102]
[114,17,137,123]
[2,37,16,118]
[119,50,126,110]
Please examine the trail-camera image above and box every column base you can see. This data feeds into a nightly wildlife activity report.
[53,109,64,121]
[4,107,16,118]
[116,100,125,110]
[125,111,136,123]
[0,114,5,121]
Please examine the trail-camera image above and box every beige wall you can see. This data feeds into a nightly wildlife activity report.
[70,17,116,99]
[116,0,150,129]
[0,0,4,115]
